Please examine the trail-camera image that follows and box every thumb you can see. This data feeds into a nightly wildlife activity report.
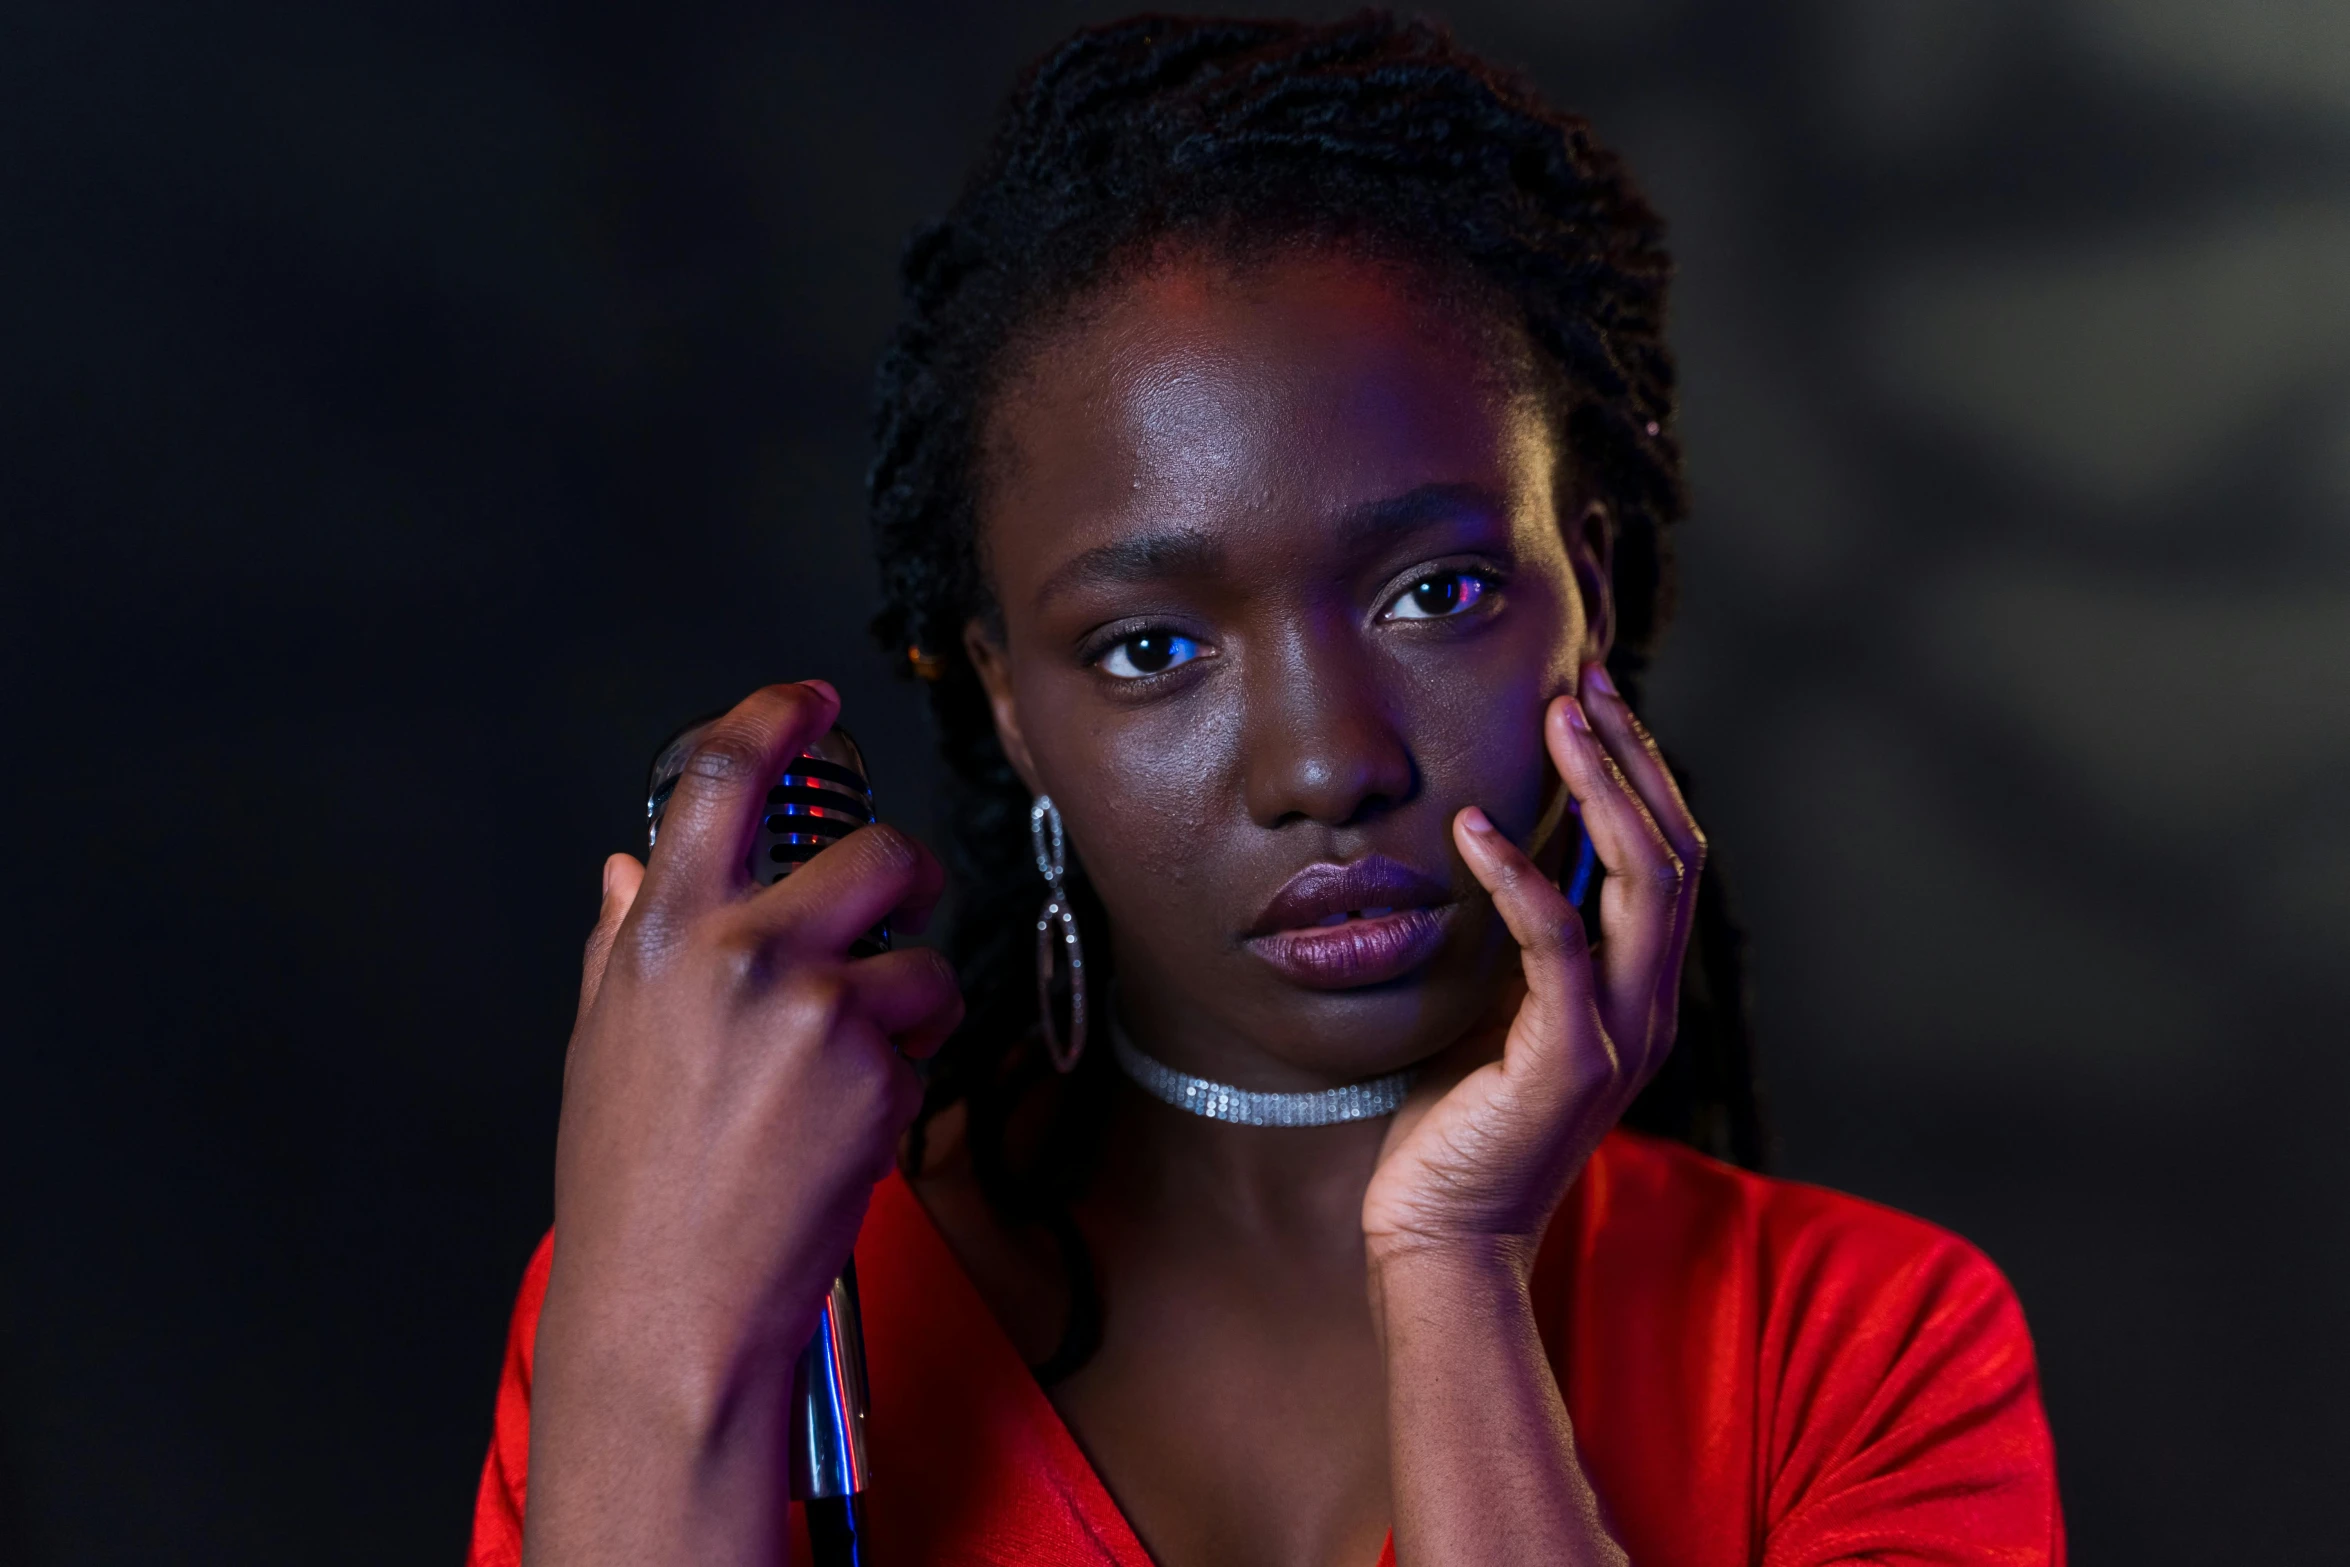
[576,853,646,1026]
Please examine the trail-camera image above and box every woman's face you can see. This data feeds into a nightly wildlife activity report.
[968,247,1608,1085]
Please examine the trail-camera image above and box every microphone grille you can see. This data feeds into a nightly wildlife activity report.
[643,719,887,954]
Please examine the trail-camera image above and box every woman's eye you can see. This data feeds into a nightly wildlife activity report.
[1097,631,1202,679]
[1386,571,1488,621]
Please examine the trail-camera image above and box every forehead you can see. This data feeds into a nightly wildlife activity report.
[979,248,1552,605]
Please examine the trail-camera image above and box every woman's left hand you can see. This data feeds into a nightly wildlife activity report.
[1362,664,1706,1262]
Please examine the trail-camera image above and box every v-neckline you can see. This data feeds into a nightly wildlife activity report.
[862,1168,1400,1567]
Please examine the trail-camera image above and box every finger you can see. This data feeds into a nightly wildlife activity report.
[1578,667,1706,1034]
[1544,692,1684,1067]
[840,946,965,1060]
[743,822,947,956]
[768,973,926,1169]
[645,681,841,910]
[1579,671,1710,1052]
[576,853,645,1024]
[1579,666,1706,890]
[1452,805,1608,1087]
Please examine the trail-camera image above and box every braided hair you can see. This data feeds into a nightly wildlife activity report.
[866,13,1766,1367]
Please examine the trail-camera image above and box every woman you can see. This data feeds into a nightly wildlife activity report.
[470,15,2062,1566]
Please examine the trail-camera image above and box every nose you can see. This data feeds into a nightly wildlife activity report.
[1240,616,1418,830]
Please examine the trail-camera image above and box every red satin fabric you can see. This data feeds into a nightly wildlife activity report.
[468,1130,2063,1565]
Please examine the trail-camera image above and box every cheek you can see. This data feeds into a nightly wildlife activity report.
[1422,685,1552,833]
[1033,680,1240,896]
[1405,598,1574,833]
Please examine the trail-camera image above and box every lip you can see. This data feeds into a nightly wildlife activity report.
[1245,855,1455,990]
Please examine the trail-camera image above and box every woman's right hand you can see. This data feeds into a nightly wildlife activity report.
[522,681,962,1567]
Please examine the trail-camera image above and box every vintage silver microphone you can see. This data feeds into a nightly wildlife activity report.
[646,719,879,1565]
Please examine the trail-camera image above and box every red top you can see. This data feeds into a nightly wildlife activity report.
[468,1131,2063,1566]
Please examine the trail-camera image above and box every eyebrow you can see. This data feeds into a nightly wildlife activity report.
[1336,481,1511,537]
[1034,529,1224,609]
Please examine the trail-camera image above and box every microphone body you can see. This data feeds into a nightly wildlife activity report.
[646,720,880,1564]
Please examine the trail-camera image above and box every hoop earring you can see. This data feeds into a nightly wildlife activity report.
[1030,795,1087,1074]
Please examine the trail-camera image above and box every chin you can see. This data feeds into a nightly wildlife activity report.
[1260,948,1501,1082]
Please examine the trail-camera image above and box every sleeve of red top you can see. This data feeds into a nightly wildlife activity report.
[1756,1190,2065,1567]
[466,1230,552,1567]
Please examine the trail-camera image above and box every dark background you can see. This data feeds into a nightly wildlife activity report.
[6,1,2346,1561]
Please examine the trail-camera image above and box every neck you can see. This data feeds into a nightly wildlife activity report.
[1091,974,1421,1245]
[1098,1003,1391,1245]
[1095,1077,1388,1246]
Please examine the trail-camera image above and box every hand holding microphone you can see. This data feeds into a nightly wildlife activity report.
[646,708,891,1562]
[520,682,961,1567]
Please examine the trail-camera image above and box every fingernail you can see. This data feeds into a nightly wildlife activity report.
[801,679,840,706]
[601,857,616,898]
[1584,665,1617,699]
[1459,805,1496,836]
[1563,695,1591,733]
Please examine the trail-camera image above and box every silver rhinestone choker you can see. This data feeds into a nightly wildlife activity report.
[1110,1023,1415,1127]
